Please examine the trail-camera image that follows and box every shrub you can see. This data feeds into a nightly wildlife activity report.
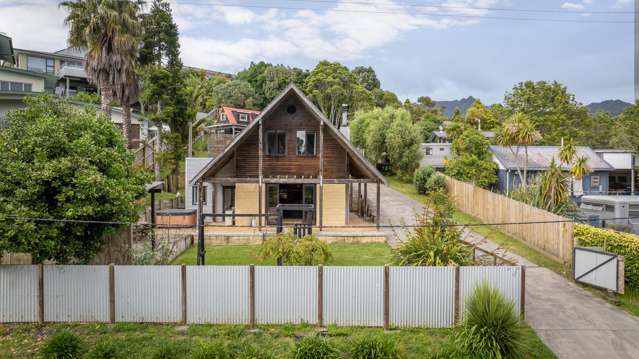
[40,331,85,359]
[85,338,121,359]
[425,174,446,193]
[454,283,526,359]
[191,342,230,359]
[575,224,639,288]
[392,192,471,266]
[294,336,340,359]
[350,335,399,359]
[238,346,276,359]
[258,231,332,265]
[414,166,436,194]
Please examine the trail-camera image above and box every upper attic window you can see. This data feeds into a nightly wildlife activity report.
[238,113,248,123]
[220,113,227,122]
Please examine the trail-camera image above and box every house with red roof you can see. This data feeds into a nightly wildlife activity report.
[210,106,261,136]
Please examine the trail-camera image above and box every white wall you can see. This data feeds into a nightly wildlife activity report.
[0,71,45,92]
[599,152,633,170]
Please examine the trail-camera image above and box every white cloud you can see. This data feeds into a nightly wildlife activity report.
[179,0,502,71]
[0,0,68,51]
[561,2,585,10]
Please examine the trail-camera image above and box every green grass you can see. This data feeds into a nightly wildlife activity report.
[388,177,569,275]
[0,322,555,359]
[171,243,393,266]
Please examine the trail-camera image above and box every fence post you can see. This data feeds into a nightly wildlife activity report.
[454,266,460,324]
[383,265,389,330]
[37,263,44,324]
[109,264,115,324]
[181,265,187,325]
[249,264,256,329]
[520,265,526,320]
[318,265,324,328]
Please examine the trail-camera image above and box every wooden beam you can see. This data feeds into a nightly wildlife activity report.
[206,177,378,184]
[258,120,263,229]
[376,181,381,230]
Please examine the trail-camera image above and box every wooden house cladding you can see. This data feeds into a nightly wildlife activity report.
[235,96,347,178]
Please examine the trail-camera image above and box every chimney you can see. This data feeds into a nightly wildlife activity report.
[341,104,349,127]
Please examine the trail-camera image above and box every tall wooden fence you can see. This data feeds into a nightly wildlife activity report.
[0,265,523,328]
[445,176,574,263]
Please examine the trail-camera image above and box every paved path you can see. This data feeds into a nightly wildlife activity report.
[369,184,639,359]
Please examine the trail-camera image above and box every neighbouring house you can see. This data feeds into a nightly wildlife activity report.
[420,128,494,169]
[490,145,614,195]
[69,101,151,146]
[0,66,57,121]
[12,46,94,98]
[205,106,261,156]
[594,149,637,195]
[187,84,386,229]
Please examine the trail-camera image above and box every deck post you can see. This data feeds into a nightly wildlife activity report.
[363,183,368,217]
[357,183,362,216]
[376,181,381,230]
[196,181,205,265]
[258,120,263,230]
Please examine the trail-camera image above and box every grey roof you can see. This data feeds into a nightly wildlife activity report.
[431,130,495,139]
[189,84,386,185]
[54,46,86,58]
[490,145,614,171]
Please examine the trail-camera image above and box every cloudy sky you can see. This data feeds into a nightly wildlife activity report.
[0,0,634,104]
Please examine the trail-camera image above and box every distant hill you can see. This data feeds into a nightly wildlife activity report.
[434,96,477,118]
[586,100,631,117]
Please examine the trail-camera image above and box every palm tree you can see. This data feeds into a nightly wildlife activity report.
[539,159,570,214]
[558,138,576,167]
[570,155,591,181]
[500,113,542,189]
[61,0,143,146]
[114,60,140,147]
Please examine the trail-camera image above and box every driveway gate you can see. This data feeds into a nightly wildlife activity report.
[573,247,624,293]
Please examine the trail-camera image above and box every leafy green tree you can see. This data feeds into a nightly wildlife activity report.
[465,99,497,130]
[139,0,181,68]
[183,70,227,116]
[304,60,367,127]
[445,127,498,188]
[0,96,147,263]
[372,89,401,108]
[609,103,639,152]
[352,66,381,91]
[504,80,589,144]
[237,61,308,107]
[386,113,422,178]
[212,79,260,109]
[258,231,331,265]
[61,0,144,146]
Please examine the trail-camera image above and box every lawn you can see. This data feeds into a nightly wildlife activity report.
[0,322,556,359]
[171,243,393,266]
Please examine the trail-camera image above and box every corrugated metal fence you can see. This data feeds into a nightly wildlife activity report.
[0,265,524,328]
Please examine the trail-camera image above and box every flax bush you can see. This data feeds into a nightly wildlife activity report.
[258,231,332,265]
[293,336,340,359]
[40,331,86,359]
[350,335,399,359]
[454,283,526,359]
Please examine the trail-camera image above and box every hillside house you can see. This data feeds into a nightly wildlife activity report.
[188,84,386,229]
[421,129,495,169]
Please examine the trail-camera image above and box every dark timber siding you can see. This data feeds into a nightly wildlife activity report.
[235,97,347,178]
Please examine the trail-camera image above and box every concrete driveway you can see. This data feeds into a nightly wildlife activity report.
[370,184,639,359]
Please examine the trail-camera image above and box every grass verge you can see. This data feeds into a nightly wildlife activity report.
[171,243,393,266]
[0,322,555,359]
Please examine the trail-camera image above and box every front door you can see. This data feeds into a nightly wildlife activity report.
[222,186,235,223]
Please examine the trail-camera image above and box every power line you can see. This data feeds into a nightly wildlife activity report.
[3,215,638,228]
[282,0,637,15]
[175,1,636,24]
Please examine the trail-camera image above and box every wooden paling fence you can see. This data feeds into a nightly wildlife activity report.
[445,176,574,263]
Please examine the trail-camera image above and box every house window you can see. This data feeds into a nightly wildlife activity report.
[296,130,316,156]
[0,81,9,91]
[424,147,432,155]
[238,113,248,123]
[24,83,32,92]
[591,175,600,187]
[191,185,207,205]
[266,130,286,156]
[27,56,54,73]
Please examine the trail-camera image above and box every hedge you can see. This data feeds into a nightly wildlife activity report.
[574,224,639,288]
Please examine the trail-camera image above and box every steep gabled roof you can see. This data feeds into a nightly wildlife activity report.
[220,106,260,126]
[191,84,386,184]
